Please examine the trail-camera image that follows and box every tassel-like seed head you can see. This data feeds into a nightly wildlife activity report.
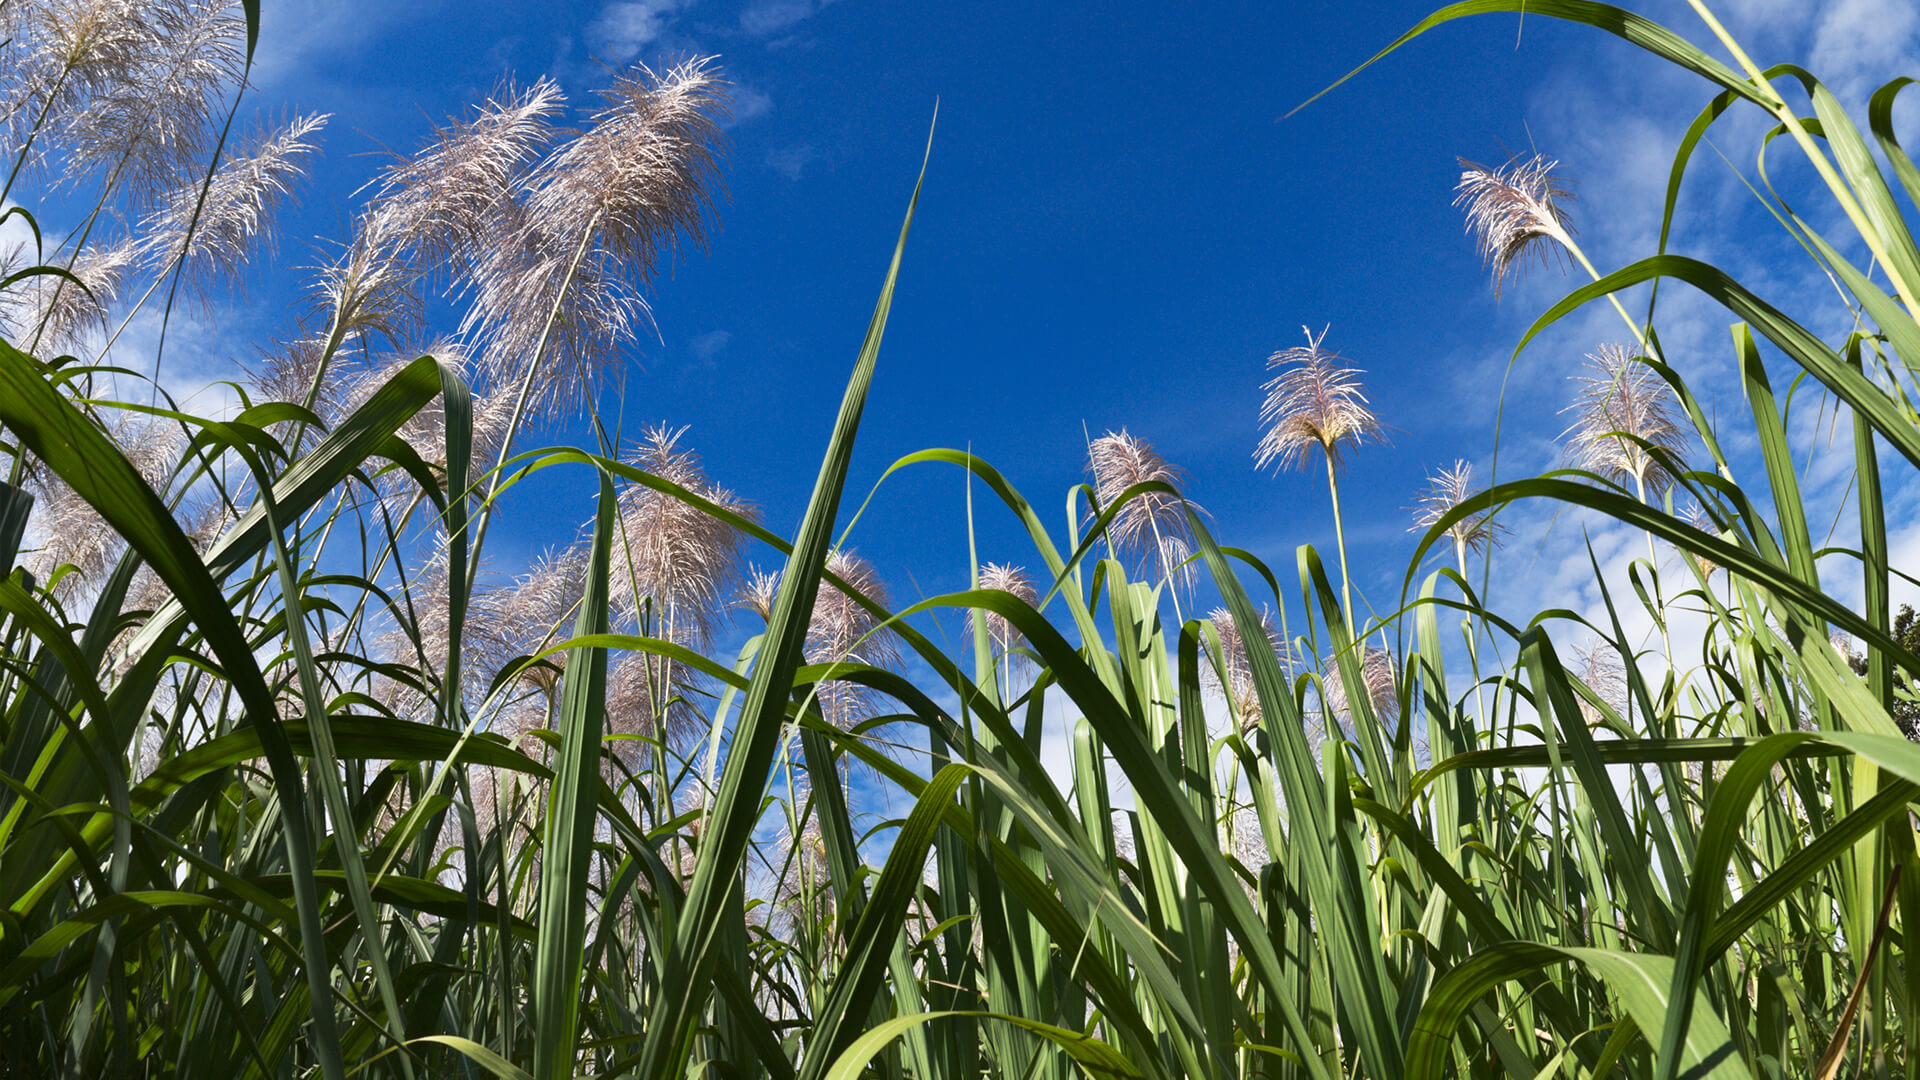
[1409,458,1505,555]
[1561,344,1688,495]
[138,111,327,302]
[1087,428,1198,592]
[1255,325,1384,475]
[1204,604,1290,734]
[1454,152,1577,297]
[969,562,1038,657]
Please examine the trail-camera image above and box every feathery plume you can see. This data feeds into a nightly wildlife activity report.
[677,767,714,827]
[1255,325,1384,475]
[604,648,691,743]
[968,562,1038,657]
[1204,604,1289,734]
[330,80,564,389]
[362,77,563,275]
[1454,153,1577,296]
[138,111,327,301]
[307,224,419,350]
[467,205,645,420]
[529,56,727,276]
[738,564,780,624]
[1229,803,1268,872]
[463,59,729,421]
[494,543,590,702]
[808,549,899,730]
[1087,428,1198,590]
[1409,459,1505,556]
[2,0,147,161]
[375,543,514,718]
[2,234,137,353]
[246,336,325,406]
[1256,325,1383,630]
[1569,637,1627,724]
[1681,504,1722,578]
[177,490,234,552]
[22,411,179,599]
[770,804,833,926]
[56,0,247,209]
[1322,645,1398,728]
[1561,344,1687,496]
[611,424,757,644]
[606,425,757,738]
[246,336,333,417]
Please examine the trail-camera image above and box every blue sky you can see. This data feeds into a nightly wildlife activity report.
[21,0,1920,734]
[239,3,1624,598]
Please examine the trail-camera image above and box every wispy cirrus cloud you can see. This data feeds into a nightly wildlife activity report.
[589,0,693,61]
[688,328,731,364]
[732,85,775,123]
[765,143,824,180]
[740,0,837,38]
[1806,0,1920,101]
[251,0,444,90]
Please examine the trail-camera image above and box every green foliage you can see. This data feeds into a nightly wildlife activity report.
[2,2,1920,1078]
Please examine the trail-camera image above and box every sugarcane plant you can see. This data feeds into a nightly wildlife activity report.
[1,0,1920,1078]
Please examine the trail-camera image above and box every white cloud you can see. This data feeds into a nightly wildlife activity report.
[1034,680,1140,814]
[740,0,834,37]
[0,201,43,262]
[1640,0,1917,109]
[1889,523,1920,615]
[95,305,246,421]
[731,85,775,126]
[688,328,731,363]
[590,0,691,62]
[251,0,439,90]
[0,197,254,424]
[1809,0,1920,103]
[766,143,824,180]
